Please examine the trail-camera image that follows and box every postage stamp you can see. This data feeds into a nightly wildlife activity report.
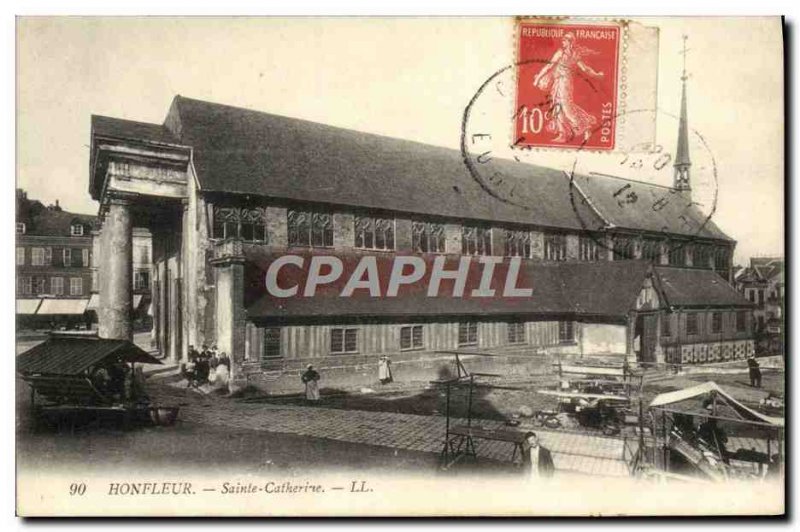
[514,21,621,150]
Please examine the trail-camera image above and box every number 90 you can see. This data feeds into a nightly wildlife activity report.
[69,483,86,496]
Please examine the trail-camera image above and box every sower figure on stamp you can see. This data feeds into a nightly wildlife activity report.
[302,364,321,402]
[533,32,604,143]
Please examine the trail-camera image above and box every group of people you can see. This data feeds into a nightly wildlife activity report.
[183,344,231,389]
[299,356,396,403]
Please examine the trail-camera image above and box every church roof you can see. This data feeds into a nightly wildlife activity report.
[90,95,734,242]
[653,267,753,309]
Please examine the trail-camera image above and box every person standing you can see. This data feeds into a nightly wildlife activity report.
[214,353,230,388]
[747,355,762,388]
[378,356,393,385]
[302,364,321,402]
[521,432,555,479]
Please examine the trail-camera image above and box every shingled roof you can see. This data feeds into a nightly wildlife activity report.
[654,267,753,309]
[91,95,733,242]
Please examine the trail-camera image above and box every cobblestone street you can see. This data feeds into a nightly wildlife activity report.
[151,383,631,477]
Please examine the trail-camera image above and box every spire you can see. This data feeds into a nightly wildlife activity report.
[674,35,691,193]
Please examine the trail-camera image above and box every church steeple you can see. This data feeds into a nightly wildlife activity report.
[674,35,691,193]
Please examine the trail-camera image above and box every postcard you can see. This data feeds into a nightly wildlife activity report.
[15,16,785,516]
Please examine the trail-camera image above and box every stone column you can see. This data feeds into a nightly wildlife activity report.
[211,239,247,393]
[99,197,133,340]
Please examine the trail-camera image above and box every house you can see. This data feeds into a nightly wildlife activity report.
[15,189,153,331]
[15,189,96,328]
[735,256,784,354]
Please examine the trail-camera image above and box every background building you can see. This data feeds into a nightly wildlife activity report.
[16,189,152,333]
[87,94,754,392]
[15,189,96,329]
[735,256,784,354]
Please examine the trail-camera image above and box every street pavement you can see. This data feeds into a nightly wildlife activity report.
[150,383,631,477]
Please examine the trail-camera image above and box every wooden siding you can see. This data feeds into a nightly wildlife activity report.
[661,309,752,346]
[246,320,565,362]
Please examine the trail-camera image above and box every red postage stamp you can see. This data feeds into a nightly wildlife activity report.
[515,21,620,150]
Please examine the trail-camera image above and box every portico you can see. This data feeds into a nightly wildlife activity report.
[90,116,192,362]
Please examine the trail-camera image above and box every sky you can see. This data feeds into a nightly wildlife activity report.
[16,17,784,265]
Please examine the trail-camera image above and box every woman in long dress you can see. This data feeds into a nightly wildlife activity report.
[378,356,393,384]
[302,364,321,401]
[533,32,605,143]
[214,359,230,388]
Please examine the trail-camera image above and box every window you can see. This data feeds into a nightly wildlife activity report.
[61,247,85,267]
[613,236,635,260]
[579,236,599,261]
[16,222,25,234]
[736,311,747,332]
[693,245,712,269]
[288,209,333,247]
[544,233,567,261]
[412,221,446,253]
[50,277,64,296]
[461,226,491,256]
[458,322,479,346]
[17,276,31,295]
[71,224,84,236]
[400,325,424,350]
[33,276,46,295]
[69,277,83,296]
[558,321,575,344]
[668,242,686,266]
[355,216,395,251]
[507,322,526,344]
[134,271,150,291]
[711,312,722,334]
[686,313,698,336]
[642,239,661,262]
[504,230,531,258]
[263,327,282,360]
[16,247,24,266]
[212,207,268,242]
[714,247,730,271]
[662,313,672,337]
[31,247,50,266]
[330,328,358,354]
[32,248,43,266]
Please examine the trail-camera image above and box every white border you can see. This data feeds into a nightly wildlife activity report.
[4,2,796,531]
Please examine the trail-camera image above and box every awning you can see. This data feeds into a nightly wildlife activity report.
[37,298,89,315]
[649,381,784,427]
[17,335,162,376]
[16,298,42,315]
[86,294,146,312]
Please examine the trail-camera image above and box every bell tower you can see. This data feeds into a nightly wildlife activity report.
[674,35,691,193]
